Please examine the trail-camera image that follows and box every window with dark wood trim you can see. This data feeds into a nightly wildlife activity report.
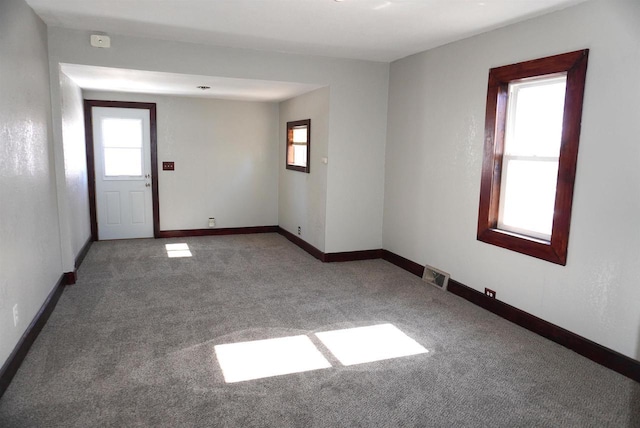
[477,50,589,265]
[286,119,310,173]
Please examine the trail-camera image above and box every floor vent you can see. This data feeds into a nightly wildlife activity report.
[422,265,449,291]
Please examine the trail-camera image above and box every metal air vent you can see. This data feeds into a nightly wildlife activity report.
[422,265,449,290]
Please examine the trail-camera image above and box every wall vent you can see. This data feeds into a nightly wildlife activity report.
[422,265,450,290]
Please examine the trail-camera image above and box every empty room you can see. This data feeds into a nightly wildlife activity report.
[1,0,639,426]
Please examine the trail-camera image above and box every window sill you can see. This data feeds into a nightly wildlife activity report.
[286,164,309,173]
[477,227,566,265]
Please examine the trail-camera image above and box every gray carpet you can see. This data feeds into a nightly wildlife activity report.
[0,233,638,427]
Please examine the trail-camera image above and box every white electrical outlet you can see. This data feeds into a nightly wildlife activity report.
[208,217,216,228]
[12,304,18,327]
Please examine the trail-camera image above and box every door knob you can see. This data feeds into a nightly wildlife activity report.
[145,183,151,187]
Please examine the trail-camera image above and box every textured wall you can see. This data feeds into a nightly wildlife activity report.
[58,72,91,265]
[279,87,330,251]
[0,0,62,365]
[84,91,279,231]
[47,28,390,253]
[384,0,640,359]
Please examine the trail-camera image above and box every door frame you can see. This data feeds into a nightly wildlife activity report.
[83,100,160,240]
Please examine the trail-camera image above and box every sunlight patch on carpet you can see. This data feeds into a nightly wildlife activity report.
[214,335,332,383]
[165,243,192,258]
[315,323,428,366]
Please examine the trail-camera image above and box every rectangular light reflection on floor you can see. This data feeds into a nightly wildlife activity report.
[165,243,192,258]
[214,335,332,383]
[315,323,428,366]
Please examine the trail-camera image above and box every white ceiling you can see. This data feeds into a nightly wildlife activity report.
[60,64,324,102]
[29,0,587,63]
[33,0,587,100]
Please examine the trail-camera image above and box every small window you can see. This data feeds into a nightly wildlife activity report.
[286,119,310,173]
[477,50,589,265]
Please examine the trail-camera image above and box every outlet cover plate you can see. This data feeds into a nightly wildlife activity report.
[485,288,496,299]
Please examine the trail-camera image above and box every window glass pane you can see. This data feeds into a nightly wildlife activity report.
[104,147,142,176]
[505,76,566,158]
[102,118,143,148]
[499,159,559,239]
[292,127,308,143]
[292,145,307,167]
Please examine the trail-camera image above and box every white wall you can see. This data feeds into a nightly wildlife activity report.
[384,0,640,359]
[47,28,390,253]
[84,91,279,231]
[0,0,62,365]
[57,72,91,268]
[325,74,388,253]
[279,87,330,251]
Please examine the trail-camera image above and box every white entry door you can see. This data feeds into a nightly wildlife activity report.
[92,107,153,240]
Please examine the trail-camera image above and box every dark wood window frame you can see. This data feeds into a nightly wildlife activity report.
[477,49,589,265]
[286,119,311,173]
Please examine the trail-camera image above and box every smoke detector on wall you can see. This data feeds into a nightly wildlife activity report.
[90,34,110,48]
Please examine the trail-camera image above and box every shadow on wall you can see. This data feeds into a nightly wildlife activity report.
[628,327,640,427]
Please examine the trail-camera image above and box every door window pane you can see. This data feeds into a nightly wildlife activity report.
[101,117,144,177]
[104,148,142,176]
[102,118,143,148]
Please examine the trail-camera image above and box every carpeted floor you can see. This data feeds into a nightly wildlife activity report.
[0,233,638,427]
